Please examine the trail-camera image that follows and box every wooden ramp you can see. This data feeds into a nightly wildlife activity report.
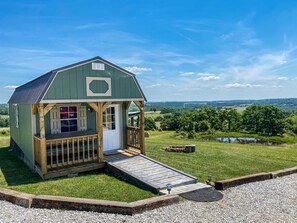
[105,150,198,193]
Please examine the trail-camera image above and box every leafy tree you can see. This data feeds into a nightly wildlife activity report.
[242,105,263,133]
[0,116,9,127]
[242,105,286,135]
[287,111,297,134]
[160,113,180,130]
[187,130,196,139]
[194,120,209,132]
[0,105,9,115]
[218,108,242,131]
[179,112,194,132]
[154,116,163,122]
[160,108,175,114]
[192,107,220,130]
[144,117,156,130]
[261,105,286,135]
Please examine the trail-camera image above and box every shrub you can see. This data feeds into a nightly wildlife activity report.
[187,130,196,139]
[154,116,163,122]
[195,121,209,132]
[144,117,156,130]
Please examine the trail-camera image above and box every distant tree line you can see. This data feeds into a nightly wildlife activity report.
[0,105,9,128]
[145,98,297,112]
[144,105,297,136]
[0,105,9,115]
[0,116,9,127]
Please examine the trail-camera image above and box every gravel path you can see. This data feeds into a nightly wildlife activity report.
[0,174,296,223]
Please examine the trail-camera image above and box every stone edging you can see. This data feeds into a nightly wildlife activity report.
[215,166,297,190]
[0,187,179,215]
[1,166,296,214]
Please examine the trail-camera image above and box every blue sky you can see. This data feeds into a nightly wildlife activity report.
[1,0,297,102]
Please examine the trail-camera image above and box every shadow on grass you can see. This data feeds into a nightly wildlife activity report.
[0,147,43,186]
[0,146,121,187]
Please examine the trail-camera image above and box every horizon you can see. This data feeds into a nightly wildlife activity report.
[146,97,297,103]
[3,97,297,105]
[1,1,297,103]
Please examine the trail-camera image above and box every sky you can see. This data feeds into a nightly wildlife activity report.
[1,0,297,103]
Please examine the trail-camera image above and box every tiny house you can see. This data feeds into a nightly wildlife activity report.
[8,57,146,179]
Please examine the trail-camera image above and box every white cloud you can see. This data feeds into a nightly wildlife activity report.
[4,85,18,89]
[197,72,216,76]
[277,76,288,80]
[179,72,195,76]
[271,85,284,88]
[197,75,220,81]
[145,83,176,88]
[124,66,152,74]
[224,83,263,88]
[76,23,110,29]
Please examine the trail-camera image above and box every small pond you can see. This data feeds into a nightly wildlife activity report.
[215,137,280,145]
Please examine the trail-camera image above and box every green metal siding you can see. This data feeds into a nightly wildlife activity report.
[9,104,34,168]
[87,108,96,131]
[43,60,143,101]
[35,112,50,135]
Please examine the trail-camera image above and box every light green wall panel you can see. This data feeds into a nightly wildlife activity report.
[9,104,34,168]
[87,108,96,131]
[43,60,143,101]
[35,113,50,135]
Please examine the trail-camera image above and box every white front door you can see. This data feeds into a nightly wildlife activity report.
[103,104,121,151]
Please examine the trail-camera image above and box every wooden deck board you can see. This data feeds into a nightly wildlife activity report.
[105,150,197,192]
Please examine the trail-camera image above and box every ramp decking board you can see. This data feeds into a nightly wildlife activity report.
[105,150,197,192]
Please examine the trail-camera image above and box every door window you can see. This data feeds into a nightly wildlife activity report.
[103,107,116,130]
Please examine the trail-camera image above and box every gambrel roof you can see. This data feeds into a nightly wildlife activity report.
[8,56,146,104]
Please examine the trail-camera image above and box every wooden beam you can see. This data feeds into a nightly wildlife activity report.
[139,104,145,155]
[32,104,38,115]
[43,103,56,116]
[38,104,47,175]
[102,102,112,112]
[88,102,99,113]
[97,102,104,163]
[126,101,131,110]
[133,101,143,110]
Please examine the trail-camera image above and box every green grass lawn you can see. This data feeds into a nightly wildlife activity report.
[145,131,297,182]
[0,136,154,202]
[1,130,297,201]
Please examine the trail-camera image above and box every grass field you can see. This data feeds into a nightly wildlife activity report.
[145,131,297,182]
[0,136,154,202]
[1,130,297,201]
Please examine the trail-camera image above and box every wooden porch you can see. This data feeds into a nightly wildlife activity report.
[33,101,145,179]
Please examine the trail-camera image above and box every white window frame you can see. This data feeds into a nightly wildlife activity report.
[50,104,87,134]
[59,105,78,133]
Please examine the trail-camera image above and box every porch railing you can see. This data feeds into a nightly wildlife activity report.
[127,126,141,150]
[34,134,98,171]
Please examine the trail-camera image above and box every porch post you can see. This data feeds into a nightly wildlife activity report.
[38,104,47,175]
[133,101,145,155]
[97,102,104,163]
[139,102,145,154]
